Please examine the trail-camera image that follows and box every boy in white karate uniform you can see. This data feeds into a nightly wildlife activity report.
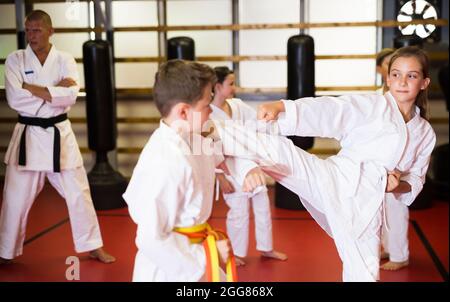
[213,46,435,282]
[123,60,248,282]
[210,66,287,266]
[0,10,114,264]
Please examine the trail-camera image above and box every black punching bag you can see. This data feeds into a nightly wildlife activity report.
[167,37,195,60]
[410,176,434,210]
[429,144,449,201]
[17,31,26,50]
[438,63,449,111]
[394,34,423,48]
[275,34,315,210]
[431,65,449,201]
[83,40,127,210]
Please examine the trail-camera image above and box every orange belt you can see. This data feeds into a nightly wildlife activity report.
[174,223,238,282]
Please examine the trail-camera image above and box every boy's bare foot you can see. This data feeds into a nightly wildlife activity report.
[380,251,389,260]
[89,248,116,264]
[235,257,246,266]
[0,257,12,265]
[261,250,288,261]
[380,260,409,271]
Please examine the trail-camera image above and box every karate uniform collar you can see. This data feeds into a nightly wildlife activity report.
[385,91,407,122]
[209,103,222,113]
[26,43,56,70]
[385,91,421,126]
[158,119,198,154]
[383,91,409,171]
[210,101,230,120]
[405,106,421,128]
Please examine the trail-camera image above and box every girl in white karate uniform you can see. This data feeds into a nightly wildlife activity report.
[380,49,436,271]
[210,67,287,266]
[214,46,435,281]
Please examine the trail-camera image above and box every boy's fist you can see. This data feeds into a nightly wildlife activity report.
[242,167,266,192]
[257,101,285,121]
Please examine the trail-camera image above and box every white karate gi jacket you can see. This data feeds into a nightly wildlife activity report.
[281,92,410,238]
[382,106,436,262]
[4,45,82,171]
[123,121,225,282]
[386,106,436,207]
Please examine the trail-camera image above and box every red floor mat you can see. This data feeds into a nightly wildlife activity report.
[0,184,447,282]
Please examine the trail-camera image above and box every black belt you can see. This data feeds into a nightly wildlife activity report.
[18,113,68,173]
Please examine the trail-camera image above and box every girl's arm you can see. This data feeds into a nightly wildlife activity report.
[390,181,412,193]
[386,171,412,193]
[259,95,376,140]
[393,129,436,206]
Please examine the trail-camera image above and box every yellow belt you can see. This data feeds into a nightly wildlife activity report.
[174,222,237,282]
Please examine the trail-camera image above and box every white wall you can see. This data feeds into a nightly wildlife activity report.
[309,0,378,92]
[0,0,381,91]
[167,0,232,61]
[112,1,158,27]
[239,0,300,88]
[0,4,17,87]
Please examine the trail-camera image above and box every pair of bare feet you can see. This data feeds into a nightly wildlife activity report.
[0,247,115,265]
[235,250,288,266]
[380,251,409,271]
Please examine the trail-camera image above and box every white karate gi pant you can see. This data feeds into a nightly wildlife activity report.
[267,147,383,282]
[215,122,384,281]
[332,207,382,282]
[224,190,273,257]
[381,196,409,262]
[0,164,103,259]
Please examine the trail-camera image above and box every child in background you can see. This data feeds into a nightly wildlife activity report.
[376,48,395,94]
[210,66,287,266]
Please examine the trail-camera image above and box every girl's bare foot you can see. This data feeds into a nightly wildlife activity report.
[235,257,246,266]
[261,250,288,261]
[380,260,409,271]
[89,248,116,264]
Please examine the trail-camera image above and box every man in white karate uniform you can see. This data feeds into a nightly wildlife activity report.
[0,10,114,264]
